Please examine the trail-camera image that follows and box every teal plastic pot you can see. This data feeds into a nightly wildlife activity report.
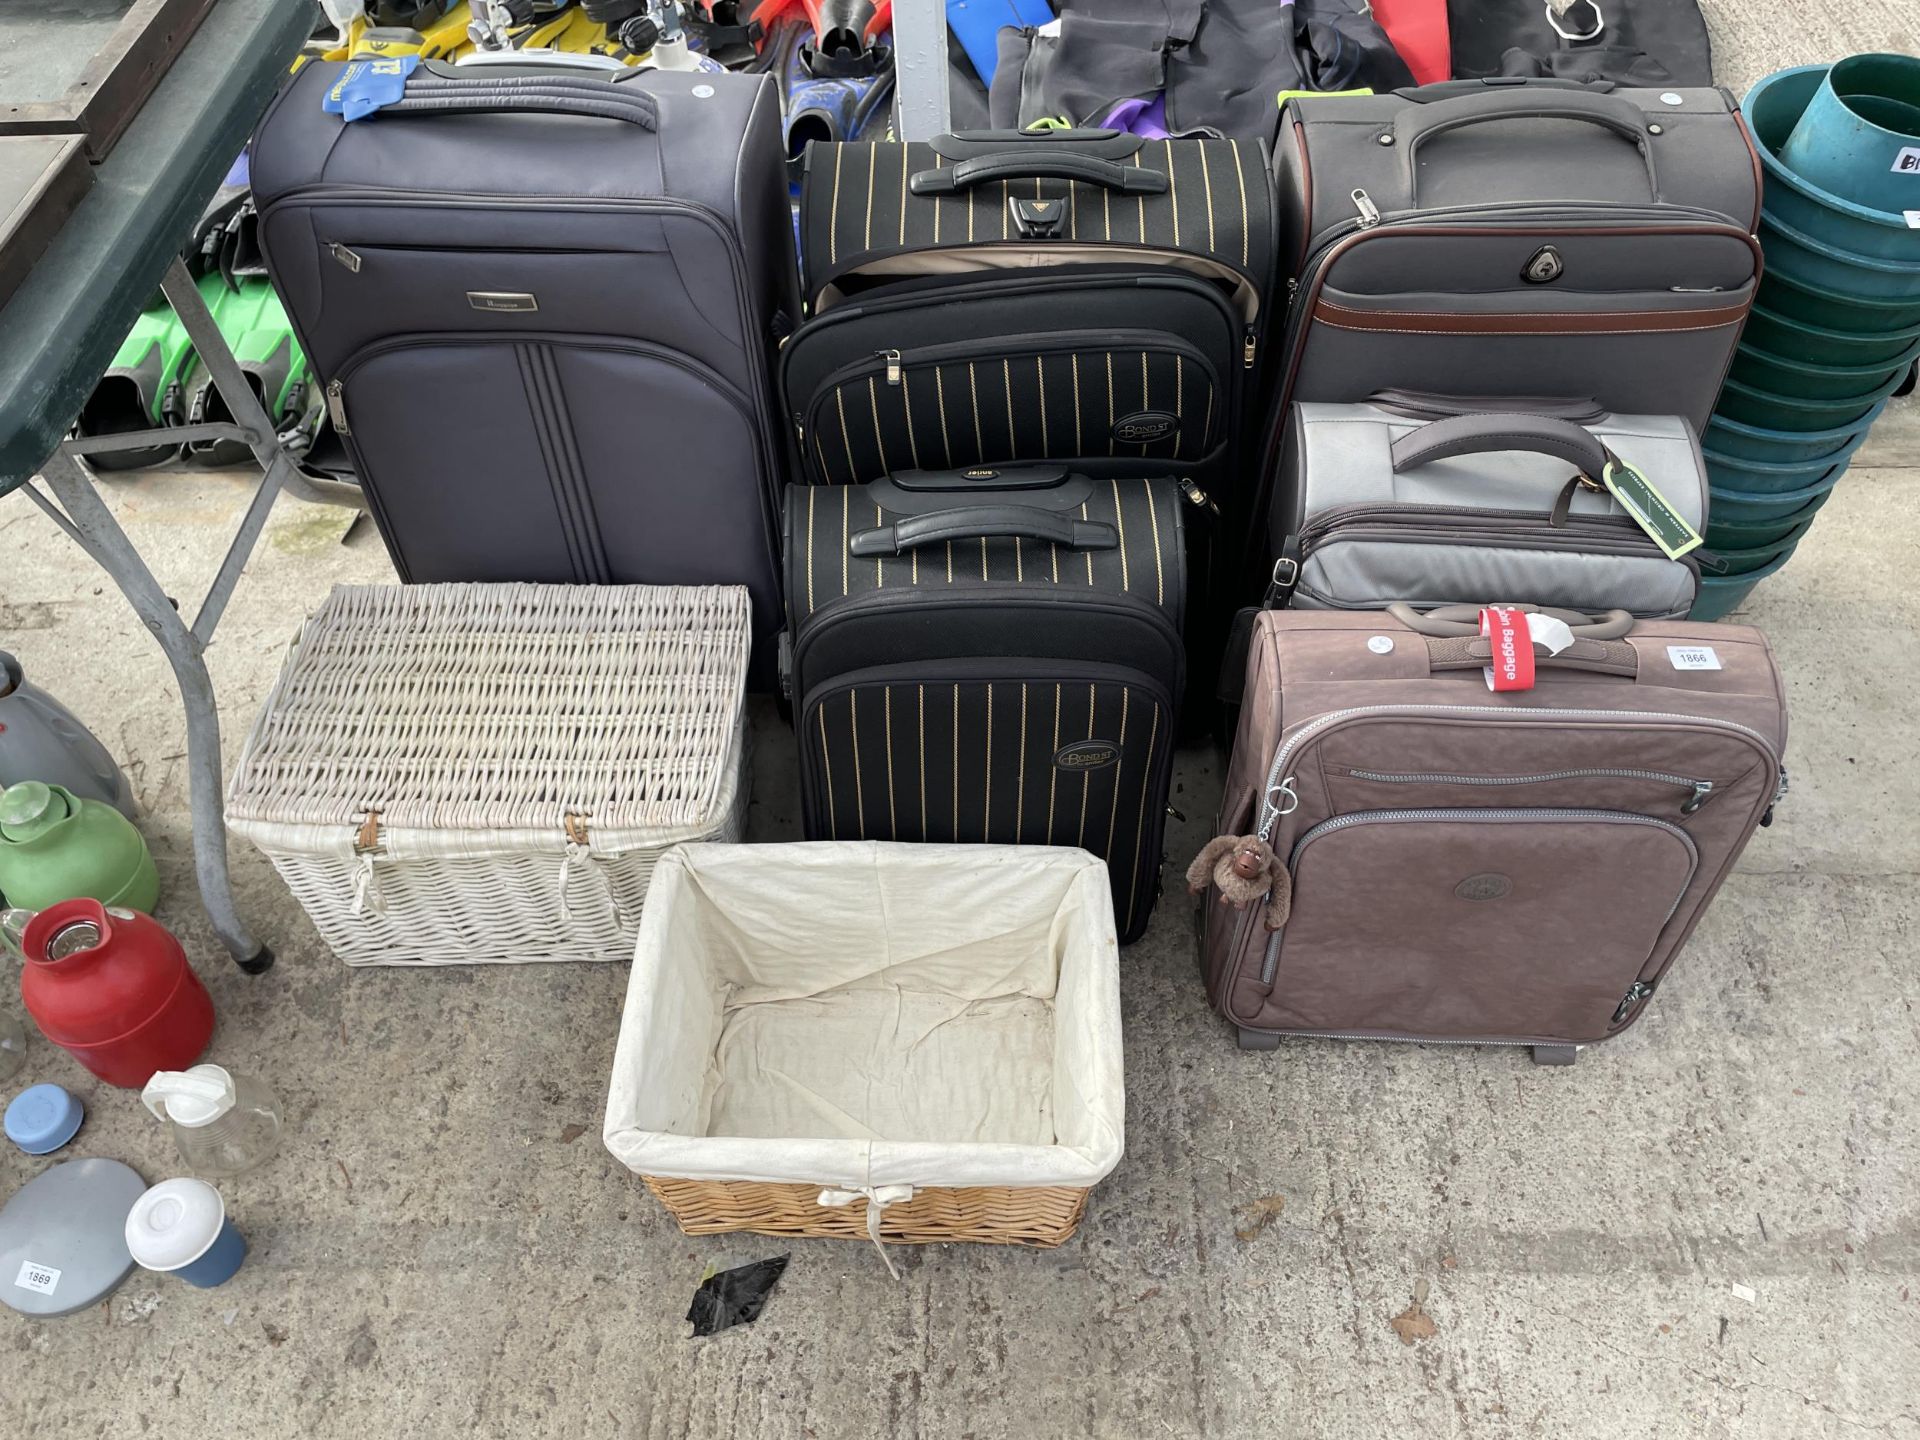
[1705,506,1821,553]
[1704,443,1849,494]
[1746,65,1920,260]
[1707,530,1804,575]
[1759,268,1920,331]
[1704,404,1884,463]
[1760,210,1920,300]
[1715,371,1902,430]
[1689,545,1797,622]
[1740,302,1920,368]
[1776,55,1920,211]
[1708,469,1844,525]
[1729,334,1920,400]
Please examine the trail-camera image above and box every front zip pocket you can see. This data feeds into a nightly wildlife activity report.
[1253,807,1698,1044]
[1341,767,1715,815]
[800,330,1223,485]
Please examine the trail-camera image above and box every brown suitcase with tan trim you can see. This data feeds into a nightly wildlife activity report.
[1203,604,1788,1062]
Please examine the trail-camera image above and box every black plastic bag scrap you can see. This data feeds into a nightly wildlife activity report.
[687,1255,791,1337]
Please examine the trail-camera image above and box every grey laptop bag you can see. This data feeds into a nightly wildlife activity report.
[251,62,798,659]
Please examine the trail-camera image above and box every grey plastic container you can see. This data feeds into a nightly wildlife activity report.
[0,653,135,818]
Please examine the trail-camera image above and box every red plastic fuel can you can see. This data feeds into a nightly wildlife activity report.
[18,898,214,1088]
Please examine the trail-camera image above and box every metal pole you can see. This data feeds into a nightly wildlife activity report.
[892,0,952,142]
[35,448,274,975]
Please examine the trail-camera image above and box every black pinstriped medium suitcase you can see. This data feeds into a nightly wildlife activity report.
[782,132,1274,682]
[781,466,1186,943]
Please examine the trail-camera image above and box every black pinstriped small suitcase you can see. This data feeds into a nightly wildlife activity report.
[781,466,1186,943]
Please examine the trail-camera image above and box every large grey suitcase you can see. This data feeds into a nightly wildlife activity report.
[1267,405,1706,617]
[251,62,797,653]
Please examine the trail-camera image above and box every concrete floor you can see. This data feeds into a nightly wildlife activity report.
[5,12,1920,1439]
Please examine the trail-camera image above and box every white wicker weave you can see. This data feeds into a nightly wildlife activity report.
[226,583,751,966]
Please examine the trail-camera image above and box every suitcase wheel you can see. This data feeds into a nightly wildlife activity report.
[1237,1028,1282,1052]
[1530,1044,1580,1067]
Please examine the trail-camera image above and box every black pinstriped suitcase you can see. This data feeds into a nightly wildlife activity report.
[782,132,1274,681]
[781,466,1186,943]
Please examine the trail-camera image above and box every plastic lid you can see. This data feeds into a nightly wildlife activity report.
[0,782,70,840]
[142,1065,235,1128]
[124,1178,226,1272]
[0,1158,145,1318]
[5,1083,84,1155]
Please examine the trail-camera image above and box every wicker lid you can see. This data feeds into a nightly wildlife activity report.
[226,584,751,836]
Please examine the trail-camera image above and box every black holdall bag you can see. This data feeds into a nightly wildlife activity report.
[1448,0,1714,88]
[783,130,1276,688]
[251,61,799,665]
[781,465,1186,943]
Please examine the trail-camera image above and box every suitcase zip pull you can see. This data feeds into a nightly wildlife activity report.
[1177,478,1220,517]
[1350,189,1380,229]
[1612,981,1655,1026]
[326,379,351,436]
[328,242,363,273]
[1681,780,1713,814]
[1243,329,1257,370]
[879,349,902,386]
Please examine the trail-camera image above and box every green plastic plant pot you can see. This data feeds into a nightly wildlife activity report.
[1707,471,1844,525]
[1760,210,1920,301]
[1689,545,1797,622]
[1775,55,1920,212]
[1728,334,1920,400]
[1705,501,1826,551]
[1715,372,1902,430]
[1740,302,1920,368]
[1704,404,1883,463]
[1758,267,1920,331]
[1746,65,1920,260]
[1704,443,1850,495]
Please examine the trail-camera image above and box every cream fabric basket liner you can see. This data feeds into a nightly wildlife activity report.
[604,842,1125,1190]
[225,583,751,966]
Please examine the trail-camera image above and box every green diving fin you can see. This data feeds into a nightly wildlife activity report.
[185,278,311,468]
[73,301,193,470]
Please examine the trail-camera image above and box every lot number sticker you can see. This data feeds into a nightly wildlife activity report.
[14,1259,61,1295]
[1668,645,1722,671]
[1894,146,1920,174]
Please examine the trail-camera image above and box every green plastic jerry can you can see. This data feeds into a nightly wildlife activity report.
[0,782,160,914]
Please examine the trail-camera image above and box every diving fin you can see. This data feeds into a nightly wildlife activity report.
[185,279,312,468]
[73,301,193,471]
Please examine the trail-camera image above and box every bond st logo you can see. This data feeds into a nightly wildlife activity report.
[1112,411,1178,444]
[1054,741,1120,771]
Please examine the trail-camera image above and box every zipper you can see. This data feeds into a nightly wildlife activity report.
[1298,502,1650,544]
[326,378,349,435]
[1612,980,1655,1025]
[880,349,902,385]
[1177,477,1219,517]
[1243,328,1258,369]
[328,242,362,273]
[1258,806,1700,986]
[1345,767,1714,813]
[1350,188,1380,229]
[1255,703,1779,843]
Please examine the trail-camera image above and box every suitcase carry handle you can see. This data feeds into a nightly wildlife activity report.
[372,74,660,131]
[848,506,1119,556]
[1390,413,1612,478]
[1392,89,1658,201]
[909,153,1169,197]
[930,129,1149,162]
[1387,603,1640,678]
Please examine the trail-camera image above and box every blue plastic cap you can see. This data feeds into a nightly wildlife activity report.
[5,1083,84,1156]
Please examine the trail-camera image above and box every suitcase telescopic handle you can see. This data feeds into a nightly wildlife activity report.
[848,507,1120,556]
[909,153,1169,197]
[1386,603,1640,678]
[1389,413,1613,479]
[1392,88,1659,201]
[372,74,660,130]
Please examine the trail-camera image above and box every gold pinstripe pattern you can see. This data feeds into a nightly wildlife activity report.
[1047,683,1061,836]
[1125,701,1161,925]
[1102,686,1131,866]
[1015,683,1028,842]
[1138,350,1150,456]
[840,487,849,597]
[1001,179,1010,241]
[882,684,896,835]
[1080,501,1093,585]
[1102,184,1110,242]
[862,144,876,254]
[813,431,833,487]
[1002,357,1016,458]
[1070,354,1082,454]
[979,536,988,581]
[917,684,927,841]
[1199,141,1216,253]
[967,361,984,461]
[1229,139,1249,268]
[1136,191,1144,242]
[818,705,837,838]
[1111,478,1130,593]
[912,546,918,585]
[866,376,891,476]
[897,143,908,246]
[933,152,943,244]
[1174,355,1185,461]
[849,688,865,838]
[874,503,884,588]
[1165,141,1179,247]
[1068,178,1078,234]
[805,486,817,614]
[1203,387,1214,450]
[946,540,953,583]
[935,366,953,465]
[1146,478,1165,607]
[1035,356,1049,458]
[1076,683,1093,847]
[900,370,923,469]
[951,684,960,840]
[1104,351,1115,457]
[983,682,993,837]
[967,173,976,243]
[1050,542,1059,583]
[829,145,843,265]
[836,386,856,488]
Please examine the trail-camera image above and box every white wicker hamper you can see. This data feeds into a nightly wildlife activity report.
[225,583,751,966]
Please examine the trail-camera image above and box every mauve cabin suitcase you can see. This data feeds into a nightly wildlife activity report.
[782,466,1185,943]
[1203,604,1788,1061]
[251,63,797,655]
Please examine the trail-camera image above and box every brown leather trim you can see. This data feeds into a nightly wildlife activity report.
[1735,110,1765,232]
[1312,298,1751,335]
[1289,115,1312,276]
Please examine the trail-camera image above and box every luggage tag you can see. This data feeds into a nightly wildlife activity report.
[1596,455,1704,561]
[322,57,421,122]
[1479,607,1575,692]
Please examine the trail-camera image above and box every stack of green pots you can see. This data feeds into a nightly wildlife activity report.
[1697,58,1920,620]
